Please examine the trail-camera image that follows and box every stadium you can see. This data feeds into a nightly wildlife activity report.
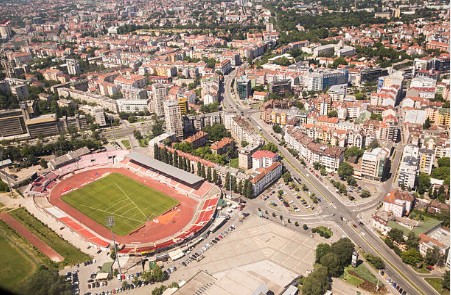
[27,150,220,255]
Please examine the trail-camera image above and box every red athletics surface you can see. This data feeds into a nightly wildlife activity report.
[48,168,198,246]
[0,212,64,262]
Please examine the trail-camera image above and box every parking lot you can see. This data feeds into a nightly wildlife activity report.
[262,179,320,216]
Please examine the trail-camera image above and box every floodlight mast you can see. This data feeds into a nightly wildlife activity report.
[106,216,122,275]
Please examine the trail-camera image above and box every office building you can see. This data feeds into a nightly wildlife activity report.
[236,76,251,100]
[361,148,390,181]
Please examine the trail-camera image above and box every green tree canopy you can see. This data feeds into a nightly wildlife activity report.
[338,162,354,179]
[320,252,342,277]
[315,243,331,263]
[301,265,330,295]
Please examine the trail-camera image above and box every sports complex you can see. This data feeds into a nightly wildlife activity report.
[27,150,220,255]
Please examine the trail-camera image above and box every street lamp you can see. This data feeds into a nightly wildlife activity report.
[106,216,122,275]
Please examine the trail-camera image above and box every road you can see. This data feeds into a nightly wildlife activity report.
[221,69,437,295]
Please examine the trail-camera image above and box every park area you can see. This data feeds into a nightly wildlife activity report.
[61,173,179,236]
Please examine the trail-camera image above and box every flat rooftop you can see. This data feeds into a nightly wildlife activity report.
[127,151,204,186]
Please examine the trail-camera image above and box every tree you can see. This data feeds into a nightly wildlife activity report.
[213,169,218,184]
[207,167,212,182]
[244,179,254,199]
[303,224,309,230]
[344,147,364,161]
[152,120,164,137]
[425,246,441,266]
[39,158,48,168]
[368,139,380,149]
[201,165,206,178]
[225,172,230,190]
[327,110,338,118]
[133,130,143,140]
[320,252,342,277]
[401,248,423,266]
[203,123,231,141]
[272,124,282,133]
[197,162,202,176]
[320,166,327,176]
[261,142,278,153]
[241,141,249,147]
[338,162,354,179]
[388,228,404,244]
[301,265,330,295]
[365,254,385,269]
[418,173,431,195]
[282,171,292,184]
[423,117,431,129]
[315,243,331,263]
[437,157,450,167]
[406,231,419,250]
[153,144,160,160]
[313,162,322,170]
[346,176,357,186]
[330,238,355,267]
[22,267,72,295]
[360,189,371,198]
[442,270,450,290]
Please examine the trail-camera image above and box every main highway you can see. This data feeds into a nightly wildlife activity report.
[221,69,437,295]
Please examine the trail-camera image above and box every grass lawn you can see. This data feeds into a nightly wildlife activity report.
[139,138,149,147]
[10,208,91,267]
[62,173,179,236]
[353,264,378,284]
[0,232,36,291]
[426,278,449,295]
[121,140,131,149]
[343,266,364,286]
[230,158,239,168]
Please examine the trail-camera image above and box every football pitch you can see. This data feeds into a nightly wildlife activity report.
[61,173,179,236]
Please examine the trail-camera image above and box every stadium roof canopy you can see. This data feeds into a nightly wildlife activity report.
[128,151,204,186]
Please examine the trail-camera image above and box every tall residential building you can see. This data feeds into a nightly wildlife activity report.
[0,20,12,40]
[152,83,167,117]
[164,100,183,139]
[236,76,251,100]
[66,59,81,75]
[419,148,435,175]
[398,145,419,189]
[361,148,390,181]
[178,97,188,115]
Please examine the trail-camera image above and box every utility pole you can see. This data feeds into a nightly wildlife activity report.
[106,216,122,275]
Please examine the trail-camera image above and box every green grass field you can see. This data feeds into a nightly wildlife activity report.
[62,173,179,236]
[10,208,91,267]
[0,232,36,291]
[426,278,449,295]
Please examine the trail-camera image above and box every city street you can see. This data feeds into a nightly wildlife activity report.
[221,68,438,295]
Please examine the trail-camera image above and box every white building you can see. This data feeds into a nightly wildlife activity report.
[116,99,149,113]
[382,189,415,217]
[251,150,278,169]
[251,162,283,196]
[398,145,419,189]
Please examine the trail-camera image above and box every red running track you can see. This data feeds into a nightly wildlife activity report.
[48,168,199,246]
[0,212,64,262]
